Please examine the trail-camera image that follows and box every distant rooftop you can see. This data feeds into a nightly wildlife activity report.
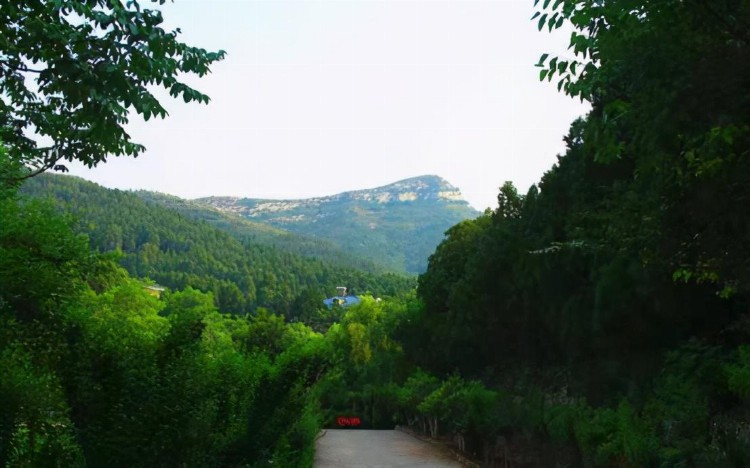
[323,295,361,308]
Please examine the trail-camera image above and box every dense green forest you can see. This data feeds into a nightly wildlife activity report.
[1,178,337,465]
[132,189,387,274]
[21,174,414,317]
[2,0,750,466]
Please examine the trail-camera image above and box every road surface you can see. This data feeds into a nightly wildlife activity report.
[314,429,462,467]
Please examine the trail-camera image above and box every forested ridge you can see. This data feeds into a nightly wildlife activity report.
[2,0,750,467]
[132,189,387,275]
[197,175,479,274]
[20,174,414,317]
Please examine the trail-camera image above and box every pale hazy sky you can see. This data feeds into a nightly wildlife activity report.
[67,0,588,211]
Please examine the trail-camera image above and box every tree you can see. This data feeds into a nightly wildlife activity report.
[533,0,750,293]
[0,0,225,180]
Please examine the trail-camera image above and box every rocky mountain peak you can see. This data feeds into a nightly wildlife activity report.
[194,175,478,273]
[336,175,466,204]
[197,175,469,212]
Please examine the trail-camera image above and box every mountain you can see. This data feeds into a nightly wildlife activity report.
[197,175,480,273]
[133,190,385,273]
[19,174,414,316]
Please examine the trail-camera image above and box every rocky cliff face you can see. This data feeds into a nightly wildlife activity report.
[339,175,465,204]
[199,175,470,223]
[196,175,478,273]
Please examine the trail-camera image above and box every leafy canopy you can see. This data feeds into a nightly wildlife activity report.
[0,0,226,179]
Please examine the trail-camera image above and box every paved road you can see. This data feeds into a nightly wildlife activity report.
[314,429,462,467]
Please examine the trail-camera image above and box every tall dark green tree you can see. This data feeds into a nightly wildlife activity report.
[534,0,750,294]
[390,1,750,464]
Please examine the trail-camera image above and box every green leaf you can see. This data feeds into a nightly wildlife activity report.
[538,14,548,31]
[548,13,558,31]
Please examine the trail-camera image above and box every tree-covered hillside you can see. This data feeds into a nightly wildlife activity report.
[21,174,414,316]
[134,189,386,274]
[199,175,479,273]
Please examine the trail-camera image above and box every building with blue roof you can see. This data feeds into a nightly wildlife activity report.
[323,286,361,308]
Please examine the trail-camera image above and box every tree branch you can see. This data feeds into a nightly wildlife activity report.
[15,65,44,74]
[3,151,61,184]
[0,59,44,74]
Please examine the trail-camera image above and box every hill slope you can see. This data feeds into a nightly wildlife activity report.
[133,190,385,273]
[198,175,479,273]
[20,174,414,316]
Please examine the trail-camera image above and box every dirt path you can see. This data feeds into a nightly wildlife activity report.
[314,429,462,467]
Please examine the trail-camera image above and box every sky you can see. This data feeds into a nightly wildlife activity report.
[67,0,588,211]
